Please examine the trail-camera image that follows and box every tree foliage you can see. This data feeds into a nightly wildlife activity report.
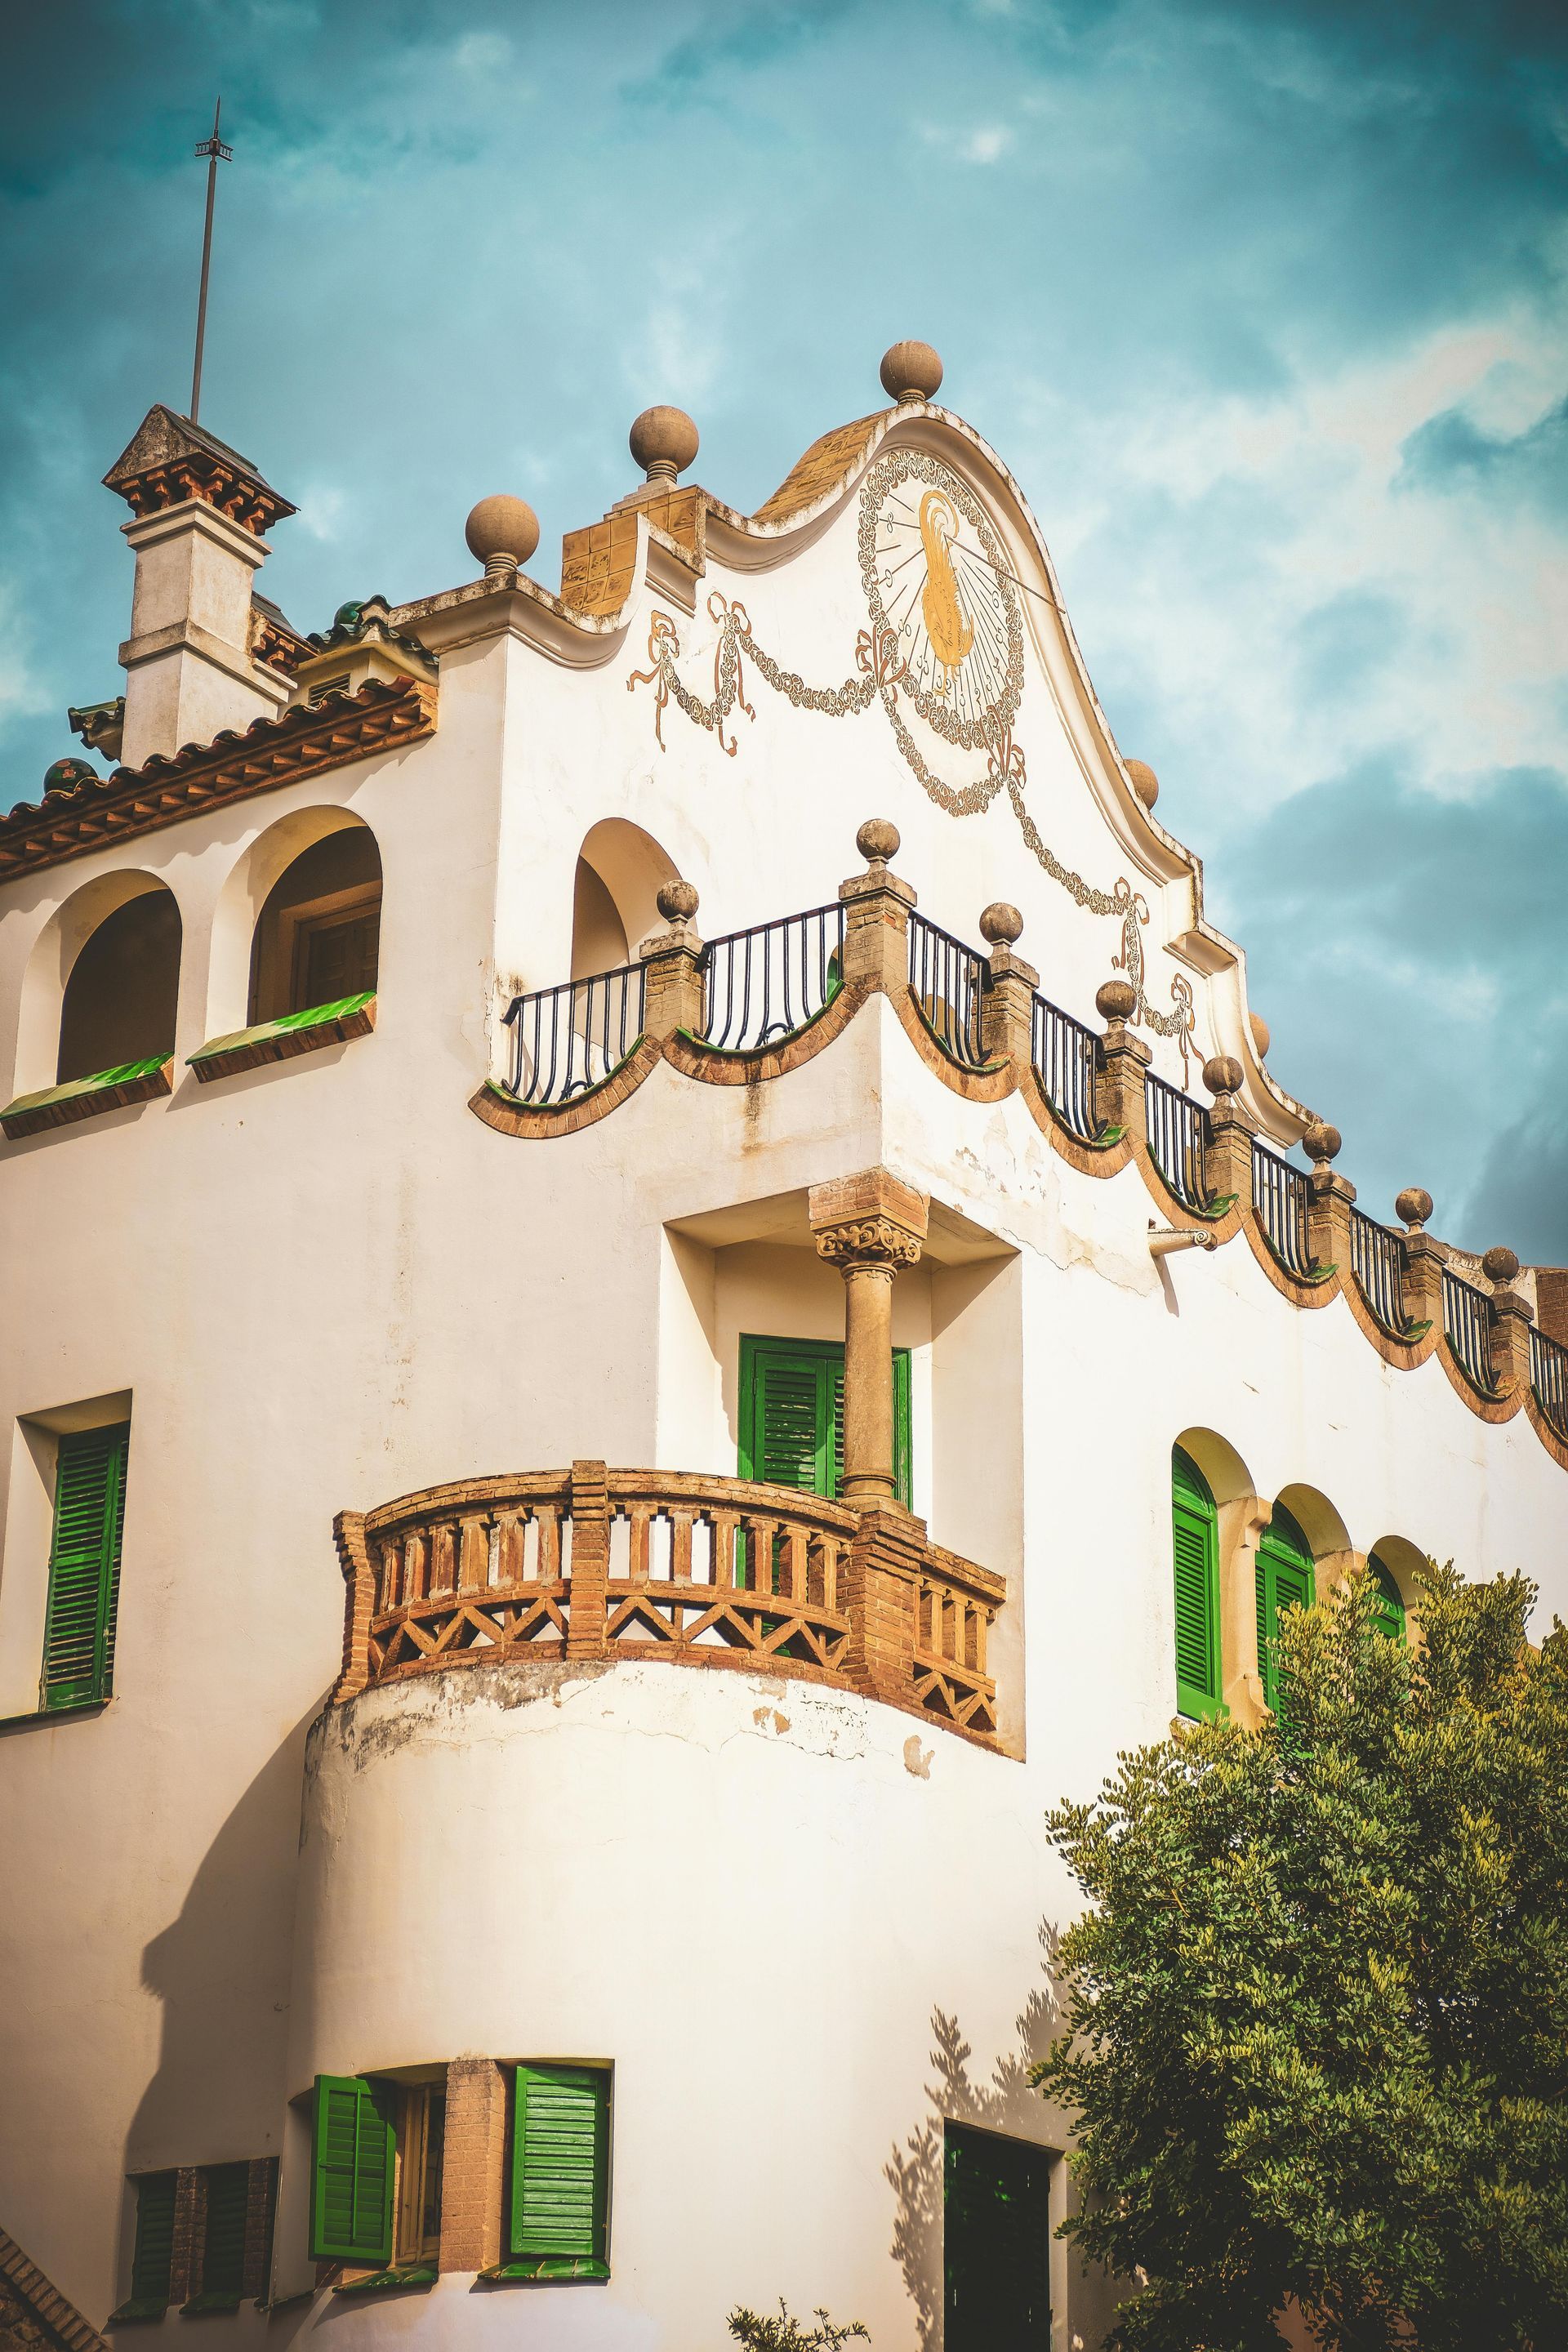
[727,2303,870,2350]
[1036,1565,1568,2351]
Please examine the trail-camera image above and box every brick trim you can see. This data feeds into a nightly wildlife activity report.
[0,2227,109,2352]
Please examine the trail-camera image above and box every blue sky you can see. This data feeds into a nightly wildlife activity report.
[3,0,1565,1257]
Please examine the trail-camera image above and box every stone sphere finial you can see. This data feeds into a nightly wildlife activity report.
[979,902,1023,947]
[630,405,699,483]
[1304,1120,1342,1166]
[44,757,96,793]
[1396,1186,1432,1232]
[880,341,943,407]
[1203,1054,1243,1098]
[1249,1011,1271,1060]
[856,817,901,866]
[1125,758,1160,811]
[1096,977,1137,1023]
[656,879,699,924]
[465,494,540,579]
[1482,1244,1520,1287]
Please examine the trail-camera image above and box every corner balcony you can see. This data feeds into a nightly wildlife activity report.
[333,1462,1006,1748]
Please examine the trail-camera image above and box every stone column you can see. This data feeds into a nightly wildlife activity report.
[978,901,1039,1073]
[808,1169,929,1508]
[1482,1245,1535,1392]
[1094,978,1151,1147]
[1200,1055,1254,1207]
[838,818,916,995]
[1304,1121,1356,1273]
[637,879,705,1038]
[1395,1187,1443,1332]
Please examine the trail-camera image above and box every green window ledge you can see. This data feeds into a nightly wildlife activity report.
[188,993,376,1084]
[180,2292,244,2315]
[106,2297,170,2324]
[480,2258,610,2283]
[334,2265,436,2295]
[1,1056,172,1142]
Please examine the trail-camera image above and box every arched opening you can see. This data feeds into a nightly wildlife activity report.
[56,881,180,1084]
[1257,1499,1317,1713]
[1367,1535,1423,1643]
[1171,1446,1221,1722]
[570,819,679,981]
[248,824,381,1025]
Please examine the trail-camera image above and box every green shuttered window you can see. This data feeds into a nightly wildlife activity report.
[1171,1446,1221,1720]
[193,2161,250,2309]
[1370,1552,1407,1644]
[1256,1504,1316,1713]
[124,2171,178,2317]
[310,2075,395,2265]
[943,2123,1051,2352]
[41,1421,129,1711]
[508,2065,610,2278]
[738,1335,911,1506]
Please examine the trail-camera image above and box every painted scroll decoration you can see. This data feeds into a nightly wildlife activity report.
[627,451,1196,1076]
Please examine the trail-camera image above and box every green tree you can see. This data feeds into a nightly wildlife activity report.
[1036,1565,1568,2351]
[727,2304,869,2350]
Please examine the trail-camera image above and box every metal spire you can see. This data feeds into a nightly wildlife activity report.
[189,97,232,424]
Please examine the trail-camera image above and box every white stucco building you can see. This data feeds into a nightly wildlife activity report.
[1,345,1564,2352]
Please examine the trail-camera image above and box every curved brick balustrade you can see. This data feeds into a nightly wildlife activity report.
[333,1463,1006,1747]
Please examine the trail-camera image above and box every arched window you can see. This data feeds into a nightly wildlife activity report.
[1172,1446,1221,1721]
[570,857,631,980]
[248,826,381,1025]
[1368,1549,1408,1644]
[57,887,180,1085]
[1256,1502,1315,1712]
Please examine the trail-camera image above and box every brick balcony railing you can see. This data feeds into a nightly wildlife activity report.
[333,1464,1007,1748]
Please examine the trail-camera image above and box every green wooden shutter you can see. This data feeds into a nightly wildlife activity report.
[41,1422,129,1710]
[125,2171,178,2314]
[943,2123,1051,2352]
[1369,1552,1407,1644]
[191,2161,250,2308]
[310,2075,394,2265]
[1256,1505,1315,1712]
[1171,1447,1221,1720]
[740,1337,911,1508]
[509,2065,610,2275]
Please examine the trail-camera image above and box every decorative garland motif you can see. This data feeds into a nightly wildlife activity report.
[626,455,1196,1076]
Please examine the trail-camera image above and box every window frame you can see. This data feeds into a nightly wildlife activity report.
[737,1333,912,1508]
[1171,1446,1223,1722]
[40,1419,130,1714]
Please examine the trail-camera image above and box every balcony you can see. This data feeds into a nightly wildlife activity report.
[335,1463,1007,1748]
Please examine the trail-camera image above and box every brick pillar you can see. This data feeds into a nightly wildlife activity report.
[1304,1122,1356,1274]
[1094,978,1151,1147]
[171,2169,203,2307]
[977,902,1038,1075]
[809,1170,929,1509]
[332,1510,375,1701]
[243,2158,279,2303]
[637,880,705,1038]
[843,1504,927,1708]
[565,1461,609,1659]
[1395,1187,1442,1331]
[1200,1056,1254,1208]
[838,817,916,995]
[1482,1246,1535,1392]
[439,2059,509,2274]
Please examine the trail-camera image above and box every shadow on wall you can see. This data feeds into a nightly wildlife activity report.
[122,1704,322,2312]
[884,1922,1072,2350]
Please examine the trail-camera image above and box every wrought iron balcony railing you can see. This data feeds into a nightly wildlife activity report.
[502,964,646,1107]
[1350,1208,1412,1336]
[906,911,989,1070]
[1443,1267,1498,1396]
[1031,991,1102,1142]
[1146,1073,1213,1211]
[1252,1143,1315,1277]
[697,903,844,1053]
[1532,1327,1568,1443]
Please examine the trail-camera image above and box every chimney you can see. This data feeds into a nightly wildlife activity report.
[103,405,297,769]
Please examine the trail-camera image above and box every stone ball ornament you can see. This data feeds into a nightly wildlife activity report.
[1482,1245,1521,1287]
[856,817,901,865]
[1305,1121,1342,1165]
[1095,978,1138,1022]
[1396,1187,1433,1232]
[1202,1054,1244,1098]
[880,340,944,406]
[43,757,98,793]
[465,494,540,575]
[655,879,700,924]
[1125,758,1160,810]
[1249,1011,1271,1059]
[630,406,699,483]
[979,902,1024,947]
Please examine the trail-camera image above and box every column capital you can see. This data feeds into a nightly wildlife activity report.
[809,1169,929,1267]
